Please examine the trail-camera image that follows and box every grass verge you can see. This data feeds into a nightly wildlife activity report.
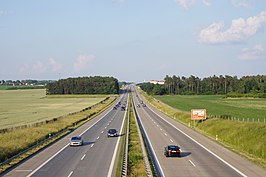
[127,94,146,177]
[139,89,266,169]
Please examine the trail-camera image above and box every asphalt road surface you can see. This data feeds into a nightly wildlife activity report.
[3,92,129,177]
[132,87,266,177]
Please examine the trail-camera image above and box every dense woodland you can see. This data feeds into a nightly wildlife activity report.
[46,76,119,94]
[139,75,266,97]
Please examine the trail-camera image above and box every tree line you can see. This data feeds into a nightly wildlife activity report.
[138,75,266,97]
[46,76,119,94]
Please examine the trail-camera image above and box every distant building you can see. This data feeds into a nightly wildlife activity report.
[150,80,165,85]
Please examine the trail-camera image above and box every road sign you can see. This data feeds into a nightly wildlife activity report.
[191,109,206,120]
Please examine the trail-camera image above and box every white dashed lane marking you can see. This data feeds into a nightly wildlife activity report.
[81,154,86,160]
[67,171,73,177]
[189,160,196,167]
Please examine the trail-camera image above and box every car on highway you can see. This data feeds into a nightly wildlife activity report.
[164,145,181,157]
[107,128,118,137]
[121,105,126,111]
[70,136,83,146]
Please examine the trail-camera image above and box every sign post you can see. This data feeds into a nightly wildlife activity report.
[191,109,207,128]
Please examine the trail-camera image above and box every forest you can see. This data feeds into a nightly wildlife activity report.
[138,75,266,97]
[46,76,119,94]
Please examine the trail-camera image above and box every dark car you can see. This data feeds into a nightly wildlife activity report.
[107,129,118,137]
[121,106,126,111]
[164,145,181,157]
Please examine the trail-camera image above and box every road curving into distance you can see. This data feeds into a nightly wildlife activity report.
[3,89,129,177]
[132,86,266,177]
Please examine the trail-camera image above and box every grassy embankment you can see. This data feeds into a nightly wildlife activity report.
[0,89,116,173]
[140,91,266,169]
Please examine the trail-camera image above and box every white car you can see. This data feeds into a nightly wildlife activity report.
[70,136,83,146]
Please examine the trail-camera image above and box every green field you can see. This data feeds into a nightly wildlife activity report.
[0,89,108,129]
[154,95,266,120]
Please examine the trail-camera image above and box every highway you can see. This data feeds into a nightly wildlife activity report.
[3,86,266,177]
[3,92,129,177]
[132,87,266,177]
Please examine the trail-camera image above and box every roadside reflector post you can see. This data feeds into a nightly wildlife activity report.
[216,135,218,141]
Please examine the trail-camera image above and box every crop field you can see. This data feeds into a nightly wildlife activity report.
[0,89,108,129]
[154,95,266,120]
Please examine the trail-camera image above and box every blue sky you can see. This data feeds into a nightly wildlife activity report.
[1,0,266,82]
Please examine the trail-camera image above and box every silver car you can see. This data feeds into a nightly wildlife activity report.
[70,136,83,146]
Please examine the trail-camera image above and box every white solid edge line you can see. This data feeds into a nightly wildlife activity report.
[26,99,119,177]
[107,94,129,177]
[26,143,70,177]
[147,105,248,177]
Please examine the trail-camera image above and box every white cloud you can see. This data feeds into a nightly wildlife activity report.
[74,54,95,72]
[176,0,195,8]
[175,0,211,8]
[48,58,62,72]
[238,44,265,60]
[0,10,12,16]
[202,0,211,6]
[19,58,62,75]
[19,61,47,75]
[199,11,266,44]
[112,0,126,3]
[231,0,251,8]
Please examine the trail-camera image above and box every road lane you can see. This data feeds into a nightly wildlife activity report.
[133,88,266,177]
[29,94,128,177]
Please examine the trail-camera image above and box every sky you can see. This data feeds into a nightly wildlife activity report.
[0,0,266,83]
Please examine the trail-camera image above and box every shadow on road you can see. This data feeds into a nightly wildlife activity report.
[83,141,95,146]
[180,152,191,158]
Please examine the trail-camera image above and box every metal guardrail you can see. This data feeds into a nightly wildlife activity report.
[121,101,129,177]
[132,99,153,177]
[0,128,68,168]
[133,99,164,177]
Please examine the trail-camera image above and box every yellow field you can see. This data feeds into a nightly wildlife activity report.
[0,89,107,129]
